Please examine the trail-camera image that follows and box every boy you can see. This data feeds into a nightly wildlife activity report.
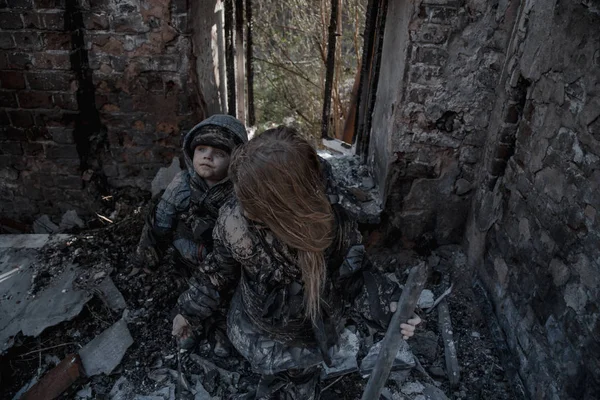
[135,114,248,272]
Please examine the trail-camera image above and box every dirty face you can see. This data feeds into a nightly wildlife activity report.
[193,145,231,185]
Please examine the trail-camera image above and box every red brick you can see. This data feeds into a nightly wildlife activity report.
[44,143,79,159]
[6,53,33,69]
[52,93,78,110]
[0,109,9,125]
[47,126,74,143]
[26,71,74,91]
[0,12,24,29]
[0,141,23,155]
[8,110,34,127]
[25,125,51,140]
[7,0,33,8]
[410,24,450,44]
[18,91,53,108]
[12,31,44,50]
[0,33,16,49]
[22,141,44,155]
[33,0,64,8]
[172,0,187,13]
[21,11,43,29]
[82,11,109,30]
[41,11,64,29]
[1,126,25,140]
[427,6,457,24]
[413,46,448,66]
[34,110,77,128]
[0,71,26,90]
[43,32,71,50]
[0,91,18,108]
[32,51,70,70]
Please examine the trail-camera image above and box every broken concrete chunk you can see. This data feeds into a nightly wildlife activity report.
[401,381,425,395]
[194,380,214,400]
[33,215,59,234]
[21,267,92,338]
[109,377,134,400]
[417,290,435,309]
[148,368,170,383]
[134,386,175,400]
[423,384,450,400]
[59,210,85,231]
[76,385,93,399]
[409,330,439,363]
[79,319,134,376]
[359,339,415,377]
[151,157,181,197]
[97,277,127,311]
[361,176,375,190]
[321,329,360,379]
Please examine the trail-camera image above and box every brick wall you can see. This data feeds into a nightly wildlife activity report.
[371,0,509,246]
[467,0,600,397]
[0,0,82,217]
[374,0,599,397]
[0,0,199,222]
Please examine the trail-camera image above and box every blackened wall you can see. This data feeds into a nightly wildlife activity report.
[0,0,201,221]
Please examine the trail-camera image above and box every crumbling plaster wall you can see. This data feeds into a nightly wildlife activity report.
[0,0,205,222]
[466,0,600,398]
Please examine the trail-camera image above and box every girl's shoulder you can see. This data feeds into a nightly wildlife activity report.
[215,198,255,254]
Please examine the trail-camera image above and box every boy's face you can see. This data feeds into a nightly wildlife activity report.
[193,145,231,185]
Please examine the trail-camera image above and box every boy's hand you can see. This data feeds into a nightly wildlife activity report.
[172,314,191,339]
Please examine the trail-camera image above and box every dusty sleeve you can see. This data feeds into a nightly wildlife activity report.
[177,209,241,320]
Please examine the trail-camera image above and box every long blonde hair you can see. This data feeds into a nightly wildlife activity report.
[229,127,334,322]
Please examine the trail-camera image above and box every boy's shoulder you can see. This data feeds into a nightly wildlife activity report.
[161,170,192,207]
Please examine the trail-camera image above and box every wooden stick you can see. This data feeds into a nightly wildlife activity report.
[426,283,454,314]
[438,299,460,387]
[360,262,429,400]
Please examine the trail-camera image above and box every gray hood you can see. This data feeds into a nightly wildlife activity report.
[182,114,248,175]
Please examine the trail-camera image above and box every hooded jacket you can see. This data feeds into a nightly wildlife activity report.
[136,115,248,268]
[177,159,389,375]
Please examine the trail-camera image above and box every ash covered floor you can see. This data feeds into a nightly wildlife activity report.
[0,159,521,400]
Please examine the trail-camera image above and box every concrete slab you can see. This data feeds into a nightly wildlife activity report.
[322,329,360,379]
[79,319,134,376]
[0,234,90,354]
[0,234,71,249]
[97,277,127,311]
[359,338,415,377]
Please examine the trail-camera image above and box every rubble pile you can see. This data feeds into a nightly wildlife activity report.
[0,183,518,399]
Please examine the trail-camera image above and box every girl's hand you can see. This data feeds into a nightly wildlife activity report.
[400,314,422,340]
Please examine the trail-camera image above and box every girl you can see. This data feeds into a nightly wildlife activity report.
[174,127,420,399]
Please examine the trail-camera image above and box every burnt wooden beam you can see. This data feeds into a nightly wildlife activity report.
[321,0,339,139]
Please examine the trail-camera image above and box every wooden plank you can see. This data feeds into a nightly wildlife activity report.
[438,299,460,387]
[360,262,429,400]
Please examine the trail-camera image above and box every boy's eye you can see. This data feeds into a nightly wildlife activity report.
[215,151,226,158]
